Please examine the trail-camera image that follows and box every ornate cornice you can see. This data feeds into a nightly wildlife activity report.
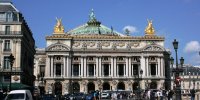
[46,34,164,40]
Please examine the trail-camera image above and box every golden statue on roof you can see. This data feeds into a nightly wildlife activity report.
[54,17,64,33]
[145,19,155,35]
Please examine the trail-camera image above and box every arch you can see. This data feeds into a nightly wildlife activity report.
[46,43,70,51]
[54,81,62,95]
[150,81,157,89]
[117,82,125,90]
[132,82,139,91]
[103,82,110,90]
[72,82,80,93]
[143,44,165,52]
[87,82,95,93]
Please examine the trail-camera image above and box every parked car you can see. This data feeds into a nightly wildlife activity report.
[4,90,33,100]
[85,94,94,100]
[101,92,110,99]
[41,94,55,100]
[73,92,86,100]
[62,94,71,100]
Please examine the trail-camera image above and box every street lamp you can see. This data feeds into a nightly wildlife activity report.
[172,39,184,100]
[9,54,15,91]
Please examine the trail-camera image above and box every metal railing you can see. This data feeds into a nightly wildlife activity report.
[0,31,21,35]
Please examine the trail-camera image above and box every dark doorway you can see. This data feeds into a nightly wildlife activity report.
[103,82,110,90]
[117,82,125,90]
[87,82,95,93]
[54,82,62,95]
[72,82,80,93]
[150,81,157,89]
[132,82,139,91]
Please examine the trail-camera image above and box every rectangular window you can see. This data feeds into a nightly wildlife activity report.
[0,12,6,22]
[4,75,11,82]
[5,26,11,34]
[4,40,11,51]
[150,64,156,75]
[73,64,79,76]
[6,12,13,22]
[40,65,45,77]
[88,64,94,76]
[4,56,10,69]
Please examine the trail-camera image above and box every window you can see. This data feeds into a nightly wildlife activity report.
[73,64,79,76]
[0,12,6,22]
[4,75,10,82]
[5,26,11,34]
[88,64,94,76]
[4,56,10,69]
[4,40,11,51]
[6,12,13,22]
[150,64,156,75]
[103,64,109,76]
[55,64,61,76]
[118,64,124,76]
[40,65,45,77]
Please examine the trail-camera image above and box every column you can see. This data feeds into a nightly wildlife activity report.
[96,57,99,77]
[0,40,2,66]
[111,57,114,77]
[94,64,96,76]
[66,56,69,77]
[126,57,128,76]
[157,57,161,76]
[124,64,126,76]
[84,57,87,77]
[109,64,111,76]
[128,57,131,77]
[45,56,50,77]
[156,62,158,76]
[102,64,104,76]
[81,57,84,77]
[114,57,116,77]
[161,57,164,77]
[146,57,149,76]
[140,56,145,77]
[99,57,102,77]
[79,64,81,76]
[51,56,53,77]
[63,56,66,77]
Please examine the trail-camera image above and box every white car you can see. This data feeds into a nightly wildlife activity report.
[101,92,110,99]
[4,90,33,100]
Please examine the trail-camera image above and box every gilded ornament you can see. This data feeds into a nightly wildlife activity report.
[130,42,140,47]
[145,19,155,35]
[54,18,65,33]
[13,75,19,81]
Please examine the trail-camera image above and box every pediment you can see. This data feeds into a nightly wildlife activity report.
[46,43,70,51]
[143,45,165,52]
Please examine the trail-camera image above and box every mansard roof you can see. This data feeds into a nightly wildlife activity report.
[0,2,19,12]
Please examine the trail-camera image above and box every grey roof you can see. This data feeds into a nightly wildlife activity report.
[0,5,16,12]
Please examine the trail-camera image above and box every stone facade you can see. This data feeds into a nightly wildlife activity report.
[34,10,171,95]
[0,1,35,90]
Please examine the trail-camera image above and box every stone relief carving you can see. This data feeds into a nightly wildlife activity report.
[117,42,125,47]
[102,42,110,47]
[97,42,102,50]
[81,42,87,49]
[87,42,95,47]
[144,45,163,51]
[126,43,131,50]
[73,42,80,47]
[48,45,69,51]
[130,42,140,47]
[112,43,117,50]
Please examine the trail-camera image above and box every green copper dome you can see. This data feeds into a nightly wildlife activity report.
[67,9,124,36]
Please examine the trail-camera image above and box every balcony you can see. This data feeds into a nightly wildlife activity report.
[0,18,20,22]
[0,31,21,35]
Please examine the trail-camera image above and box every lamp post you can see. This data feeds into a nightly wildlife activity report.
[9,54,15,91]
[172,39,184,100]
[189,72,191,89]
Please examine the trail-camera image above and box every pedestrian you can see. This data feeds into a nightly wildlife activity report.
[168,90,173,100]
[190,88,196,100]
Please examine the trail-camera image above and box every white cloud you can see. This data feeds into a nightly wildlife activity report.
[184,41,200,53]
[123,25,138,33]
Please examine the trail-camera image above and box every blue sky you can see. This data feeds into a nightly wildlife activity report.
[12,0,200,65]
